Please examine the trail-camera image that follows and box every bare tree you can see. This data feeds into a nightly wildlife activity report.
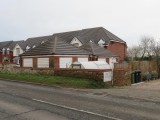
[127,46,142,61]
[139,36,154,60]
[150,40,160,71]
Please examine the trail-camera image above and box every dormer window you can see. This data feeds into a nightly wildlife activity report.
[41,41,45,44]
[26,46,30,51]
[90,40,93,43]
[98,39,105,47]
[2,48,5,55]
[7,48,10,54]
[73,43,79,47]
[70,37,82,47]
[16,48,20,55]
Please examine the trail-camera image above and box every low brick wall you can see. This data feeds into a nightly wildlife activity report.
[0,64,131,86]
[0,65,111,81]
[54,68,112,81]
[0,65,54,75]
[113,69,131,86]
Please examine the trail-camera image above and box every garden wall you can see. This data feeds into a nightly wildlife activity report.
[0,64,112,82]
[54,68,112,81]
[0,63,136,86]
[113,69,131,86]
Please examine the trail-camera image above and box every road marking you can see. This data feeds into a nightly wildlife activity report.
[33,99,122,120]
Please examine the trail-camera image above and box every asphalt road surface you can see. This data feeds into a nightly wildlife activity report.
[0,79,160,120]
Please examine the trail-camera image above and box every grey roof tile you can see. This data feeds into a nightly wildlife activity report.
[20,35,52,50]
[21,37,90,56]
[0,41,13,50]
[80,42,119,57]
[8,40,24,50]
[53,27,125,44]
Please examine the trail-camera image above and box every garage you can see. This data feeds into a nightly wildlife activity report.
[23,58,33,67]
[98,58,106,62]
[37,58,49,68]
[60,58,72,68]
[78,58,88,62]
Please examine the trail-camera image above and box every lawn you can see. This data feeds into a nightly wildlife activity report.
[0,73,109,88]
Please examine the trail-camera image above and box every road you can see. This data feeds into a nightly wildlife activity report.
[0,79,160,120]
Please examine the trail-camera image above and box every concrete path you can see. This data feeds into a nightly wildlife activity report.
[86,80,160,102]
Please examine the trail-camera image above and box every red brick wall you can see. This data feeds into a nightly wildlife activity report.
[72,57,78,62]
[108,41,127,60]
[106,58,109,64]
[53,56,60,68]
[0,51,13,63]
[33,58,37,68]
[113,69,131,86]
[0,52,2,63]
[20,56,23,67]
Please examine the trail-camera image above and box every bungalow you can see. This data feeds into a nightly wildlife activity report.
[20,36,119,69]
[20,37,91,68]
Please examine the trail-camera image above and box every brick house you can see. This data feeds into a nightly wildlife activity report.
[53,27,127,60]
[12,35,51,65]
[1,27,127,66]
[20,36,119,69]
[0,41,23,64]
[20,37,90,68]
[0,36,50,65]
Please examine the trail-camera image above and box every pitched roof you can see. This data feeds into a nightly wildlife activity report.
[20,35,51,50]
[0,41,13,50]
[53,27,125,45]
[0,40,25,51]
[8,40,24,50]
[21,37,90,56]
[80,42,118,57]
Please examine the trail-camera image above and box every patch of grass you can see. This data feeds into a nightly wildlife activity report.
[0,73,111,89]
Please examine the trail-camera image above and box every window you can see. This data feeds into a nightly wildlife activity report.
[16,48,20,55]
[26,46,30,51]
[41,41,45,44]
[98,39,105,47]
[7,50,9,54]
[7,48,10,54]
[2,48,5,55]
[73,43,79,47]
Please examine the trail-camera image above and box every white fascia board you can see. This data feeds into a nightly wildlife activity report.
[110,40,126,44]
[22,55,89,58]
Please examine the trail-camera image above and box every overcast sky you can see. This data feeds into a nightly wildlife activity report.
[0,0,160,46]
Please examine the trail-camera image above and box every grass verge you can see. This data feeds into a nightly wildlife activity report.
[0,73,111,89]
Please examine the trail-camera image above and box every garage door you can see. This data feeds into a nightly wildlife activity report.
[60,58,72,68]
[23,58,33,67]
[37,58,49,68]
[98,58,106,62]
[78,58,88,62]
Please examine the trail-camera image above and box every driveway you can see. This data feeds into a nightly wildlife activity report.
[86,80,160,102]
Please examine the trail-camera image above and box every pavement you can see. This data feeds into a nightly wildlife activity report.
[84,79,160,102]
